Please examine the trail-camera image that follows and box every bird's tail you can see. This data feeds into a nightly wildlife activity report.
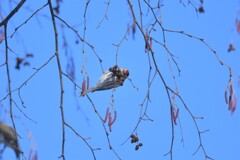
[13,143,20,159]
[80,87,95,96]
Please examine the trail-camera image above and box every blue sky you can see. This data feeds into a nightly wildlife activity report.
[0,0,240,160]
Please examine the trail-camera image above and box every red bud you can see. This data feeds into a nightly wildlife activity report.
[87,76,90,89]
[82,79,86,93]
[103,108,109,123]
[109,110,117,126]
[108,112,112,132]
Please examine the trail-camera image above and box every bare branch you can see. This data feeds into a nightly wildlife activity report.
[0,0,26,27]
[86,95,121,160]
[4,23,18,142]
[167,87,213,159]
[55,15,104,73]
[48,0,66,159]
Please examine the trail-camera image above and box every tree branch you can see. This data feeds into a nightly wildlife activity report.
[0,0,26,27]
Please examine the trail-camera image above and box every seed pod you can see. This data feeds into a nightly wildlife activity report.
[139,143,143,147]
[135,145,139,151]
[130,134,135,138]
[113,65,118,70]
[131,139,135,143]
[133,136,139,142]
[26,53,34,57]
[119,80,123,86]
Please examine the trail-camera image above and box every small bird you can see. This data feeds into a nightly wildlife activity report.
[80,65,129,96]
[0,122,20,158]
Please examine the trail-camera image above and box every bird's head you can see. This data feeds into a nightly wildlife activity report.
[119,68,129,79]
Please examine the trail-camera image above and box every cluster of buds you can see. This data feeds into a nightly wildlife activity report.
[198,0,204,13]
[225,79,237,114]
[109,65,129,86]
[103,107,117,132]
[53,0,63,14]
[171,107,179,125]
[15,53,33,70]
[81,75,90,94]
[228,43,235,52]
[127,23,136,40]
[130,134,143,151]
[144,29,152,53]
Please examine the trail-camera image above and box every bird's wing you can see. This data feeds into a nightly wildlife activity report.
[96,71,114,86]
[0,123,20,158]
[0,123,16,141]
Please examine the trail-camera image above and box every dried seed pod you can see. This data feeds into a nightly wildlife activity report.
[109,67,114,72]
[135,145,139,151]
[139,143,143,147]
[23,61,30,66]
[133,136,139,142]
[119,80,123,86]
[120,77,125,81]
[131,139,135,143]
[198,6,204,13]
[109,65,118,73]
[113,65,118,70]
[228,43,235,52]
[130,134,135,138]
[26,53,34,57]
[15,57,24,70]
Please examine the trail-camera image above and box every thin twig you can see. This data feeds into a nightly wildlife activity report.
[96,0,111,29]
[86,95,122,160]
[10,3,48,38]
[12,99,37,124]
[55,15,104,73]
[167,87,213,159]
[48,1,66,160]
[127,1,175,159]
[65,122,99,160]
[113,22,134,65]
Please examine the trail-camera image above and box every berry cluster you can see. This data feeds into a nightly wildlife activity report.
[109,65,129,86]
[130,134,143,151]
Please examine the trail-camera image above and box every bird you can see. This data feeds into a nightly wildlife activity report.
[0,122,20,158]
[80,65,129,96]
